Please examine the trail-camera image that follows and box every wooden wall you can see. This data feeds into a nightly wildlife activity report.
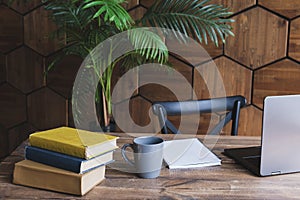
[1,0,300,158]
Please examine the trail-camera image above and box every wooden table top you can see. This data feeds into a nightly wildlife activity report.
[1,133,300,199]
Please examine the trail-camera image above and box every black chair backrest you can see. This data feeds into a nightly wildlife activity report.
[152,95,247,135]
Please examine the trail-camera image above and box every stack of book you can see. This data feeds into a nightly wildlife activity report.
[13,127,118,196]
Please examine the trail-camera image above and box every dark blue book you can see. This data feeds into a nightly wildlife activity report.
[25,146,114,174]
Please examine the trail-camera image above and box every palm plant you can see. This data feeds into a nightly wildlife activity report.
[42,0,234,130]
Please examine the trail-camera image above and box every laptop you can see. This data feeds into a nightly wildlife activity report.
[224,94,300,176]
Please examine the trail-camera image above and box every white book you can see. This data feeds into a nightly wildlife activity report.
[163,138,221,169]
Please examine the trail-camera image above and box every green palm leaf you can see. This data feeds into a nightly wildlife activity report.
[43,0,98,48]
[127,28,168,64]
[140,0,234,46]
[43,0,95,30]
[118,28,169,70]
[84,0,134,31]
[43,0,120,72]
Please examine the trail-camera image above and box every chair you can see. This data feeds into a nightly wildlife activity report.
[152,95,247,136]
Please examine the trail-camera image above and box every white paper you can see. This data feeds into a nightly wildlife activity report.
[163,138,221,169]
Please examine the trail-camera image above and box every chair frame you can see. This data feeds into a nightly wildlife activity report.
[152,95,247,136]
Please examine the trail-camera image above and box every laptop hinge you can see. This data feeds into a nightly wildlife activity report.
[271,171,281,175]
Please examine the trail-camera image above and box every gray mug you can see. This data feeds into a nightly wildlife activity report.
[121,136,164,179]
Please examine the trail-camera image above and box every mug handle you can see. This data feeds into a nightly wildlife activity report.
[121,143,134,166]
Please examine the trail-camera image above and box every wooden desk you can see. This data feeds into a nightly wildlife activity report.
[1,133,300,199]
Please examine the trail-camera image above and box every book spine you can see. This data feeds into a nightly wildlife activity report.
[13,161,82,195]
[25,146,82,173]
[29,135,86,158]
[13,160,106,196]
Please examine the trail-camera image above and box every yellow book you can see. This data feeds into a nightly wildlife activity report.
[13,160,105,196]
[29,127,118,159]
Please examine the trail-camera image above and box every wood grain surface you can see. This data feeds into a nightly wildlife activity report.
[225,7,288,69]
[236,106,263,136]
[47,55,82,99]
[0,84,26,129]
[289,18,300,61]
[0,6,23,53]
[193,57,252,101]
[3,0,42,14]
[259,0,300,19]
[138,56,193,102]
[253,59,300,109]
[1,133,300,199]
[0,54,5,84]
[27,88,67,130]
[24,6,62,56]
[210,0,256,14]
[6,46,44,93]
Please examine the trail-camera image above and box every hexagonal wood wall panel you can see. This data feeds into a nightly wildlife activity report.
[210,0,256,14]
[8,123,36,153]
[0,125,9,158]
[47,55,83,99]
[27,88,67,130]
[0,5,23,53]
[166,36,223,65]
[225,7,288,69]
[111,64,139,104]
[289,18,300,62]
[122,0,139,10]
[128,6,147,21]
[194,57,252,101]
[259,0,300,19]
[237,106,263,136]
[24,6,62,56]
[253,59,300,108]
[113,96,156,133]
[7,46,44,93]
[0,53,5,84]
[4,0,42,14]
[221,105,263,136]
[139,56,193,102]
[0,84,26,129]
[139,0,155,8]
[1,0,300,158]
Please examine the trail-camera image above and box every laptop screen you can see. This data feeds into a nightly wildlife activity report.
[261,95,300,176]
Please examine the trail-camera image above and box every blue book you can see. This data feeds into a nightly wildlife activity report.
[25,146,114,174]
